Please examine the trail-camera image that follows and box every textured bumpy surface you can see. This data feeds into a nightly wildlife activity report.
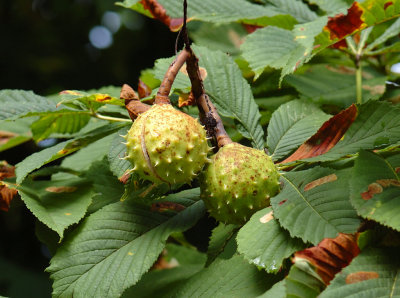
[200,143,280,224]
[125,104,209,185]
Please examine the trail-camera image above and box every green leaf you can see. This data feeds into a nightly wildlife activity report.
[122,244,206,298]
[241,17,327,82]
[285,65,387,107]
[0,90,62,120]
[153,46,265,149]
[366,18,400,51]
[0,118,33,152]
[306,101,400,162]
[18,178,94,238]
[190,23,247,55]
[196,45,264,149]
[258,279,286,298]
[268,0,317,23]
[15,122,128,183]
[206,223,239,266]
[367,41,400,55]
[286,259,326,297]
[237,207,306,273]
[108,127,131,179]
[57,87,124,111]
[271,167,361,245]
[85,158,124,213]
[119,0,286,26]
[170,255,282,297]
[31,111,91,142]
[266,100,330,161]
[306,0,349,13]
[350,150,400,231]
[319,247,400,297]
[47,190,205,298]
[59,133,115,173]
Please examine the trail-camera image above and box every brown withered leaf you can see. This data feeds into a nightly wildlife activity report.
[178,91,196,108]
[325,2,365,41]
[294,233,360,284]
[0,161,18,211]
[138,79,152,99]
[140,0,185,32]
[281,104,358,163]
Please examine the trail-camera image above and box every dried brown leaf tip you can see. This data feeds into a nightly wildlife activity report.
[140,0,185,32]
[0,161,18,212]
[138,79,152,99]
[325,2,365,41]
[294,233,360,284]
[178,91,196,108]
[281,104,358,163]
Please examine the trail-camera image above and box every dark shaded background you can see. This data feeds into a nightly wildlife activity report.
[0,1,180,296]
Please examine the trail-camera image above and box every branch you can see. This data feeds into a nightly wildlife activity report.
[120,84,151,121]
[155,50,190,105]
[185,48,232,148]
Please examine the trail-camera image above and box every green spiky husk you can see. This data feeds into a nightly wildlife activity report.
[125,104,209,185]
[200,143,280,224]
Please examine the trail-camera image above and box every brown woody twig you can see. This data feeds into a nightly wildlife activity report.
[155,49,190,104]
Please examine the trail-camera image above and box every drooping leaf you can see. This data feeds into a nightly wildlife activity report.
[350,150,400,231]
[285,65,387,107]
[47,190,205,298]
[281,104,358,163]
[319,247,400,297]
[170,255,282,297]
[266,100,330,161]
[18,178,94,238]
[15,122,128,183]
[152,46,265,149]
[304,101,400,162]
[206,223,239,267]
[237,207,305,273]
[0,90,65,120]
[294,233,360,284]
[271,167,361,245]
[30,111,91,142]
[119,0,289,29]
